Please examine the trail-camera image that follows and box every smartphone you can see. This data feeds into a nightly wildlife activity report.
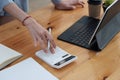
[35,46,77,69]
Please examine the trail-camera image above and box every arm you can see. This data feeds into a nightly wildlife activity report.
[51,0,85,10]
[3,3,56,53]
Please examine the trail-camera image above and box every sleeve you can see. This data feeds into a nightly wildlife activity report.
[0,0,14,12]
[51,0,61,4]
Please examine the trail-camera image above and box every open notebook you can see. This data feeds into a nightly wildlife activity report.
[0,44,22,69]
[0,58,59,80]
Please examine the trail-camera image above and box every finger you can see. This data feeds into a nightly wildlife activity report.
[40,33,48,45]
[48,38,56,54]
[46,33,56,49]
[37,35,48,53]
[35,28,48,45]
[78,1,85,7]
[51,39,56,48]
[43,48,48,54]
[50,44,55,54]
[79,0,85,4]
[38,37,48,53]
[64,4,76,10]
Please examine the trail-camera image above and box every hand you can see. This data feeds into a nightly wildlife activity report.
[3,3,56,53]
[52,0,85,10]
[24,17,56,53]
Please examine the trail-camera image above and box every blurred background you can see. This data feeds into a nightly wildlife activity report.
[29,0,51,11]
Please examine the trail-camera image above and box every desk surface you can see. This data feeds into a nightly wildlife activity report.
[0,1,120,80]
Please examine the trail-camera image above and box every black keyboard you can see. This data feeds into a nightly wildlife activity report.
[58,16,100,49]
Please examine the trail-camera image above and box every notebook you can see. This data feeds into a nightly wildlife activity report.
[0,44,22,70]
[0,58,59,80]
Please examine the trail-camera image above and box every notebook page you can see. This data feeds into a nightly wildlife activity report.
[0,44,22,64]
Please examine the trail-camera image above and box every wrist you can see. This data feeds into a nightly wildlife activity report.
[22,16,32,26]
[22,16,36,27]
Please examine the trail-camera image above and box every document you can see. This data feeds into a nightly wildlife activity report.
[0,58,59,80]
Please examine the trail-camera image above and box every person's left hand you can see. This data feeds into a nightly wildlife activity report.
[52,0,85,10]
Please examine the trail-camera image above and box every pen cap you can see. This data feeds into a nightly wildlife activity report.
[88,0,102,5]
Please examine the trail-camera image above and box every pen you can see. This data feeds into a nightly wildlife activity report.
[47,27,52,49]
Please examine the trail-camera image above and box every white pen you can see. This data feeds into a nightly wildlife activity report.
[47,27,52,49]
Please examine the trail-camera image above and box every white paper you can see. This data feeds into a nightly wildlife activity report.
[0,58,59,80]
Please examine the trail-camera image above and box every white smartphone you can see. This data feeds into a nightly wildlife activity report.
[35,46,77,69]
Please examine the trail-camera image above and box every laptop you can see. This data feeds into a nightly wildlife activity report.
[58,0,120,51]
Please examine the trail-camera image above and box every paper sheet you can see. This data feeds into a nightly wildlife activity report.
[0,58,59,80]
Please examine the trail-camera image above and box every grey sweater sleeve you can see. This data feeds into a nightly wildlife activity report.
[0,0,13,16]
[51,0,61,4]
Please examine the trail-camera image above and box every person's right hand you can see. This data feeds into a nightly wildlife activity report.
[3,2,56,53]
[52,0,85,10]
[24,17,56,53]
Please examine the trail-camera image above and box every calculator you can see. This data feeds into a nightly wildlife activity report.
[35,46,77,69]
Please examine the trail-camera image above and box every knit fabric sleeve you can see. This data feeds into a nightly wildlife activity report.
[51,0,61,4]
[0,0,13,16]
